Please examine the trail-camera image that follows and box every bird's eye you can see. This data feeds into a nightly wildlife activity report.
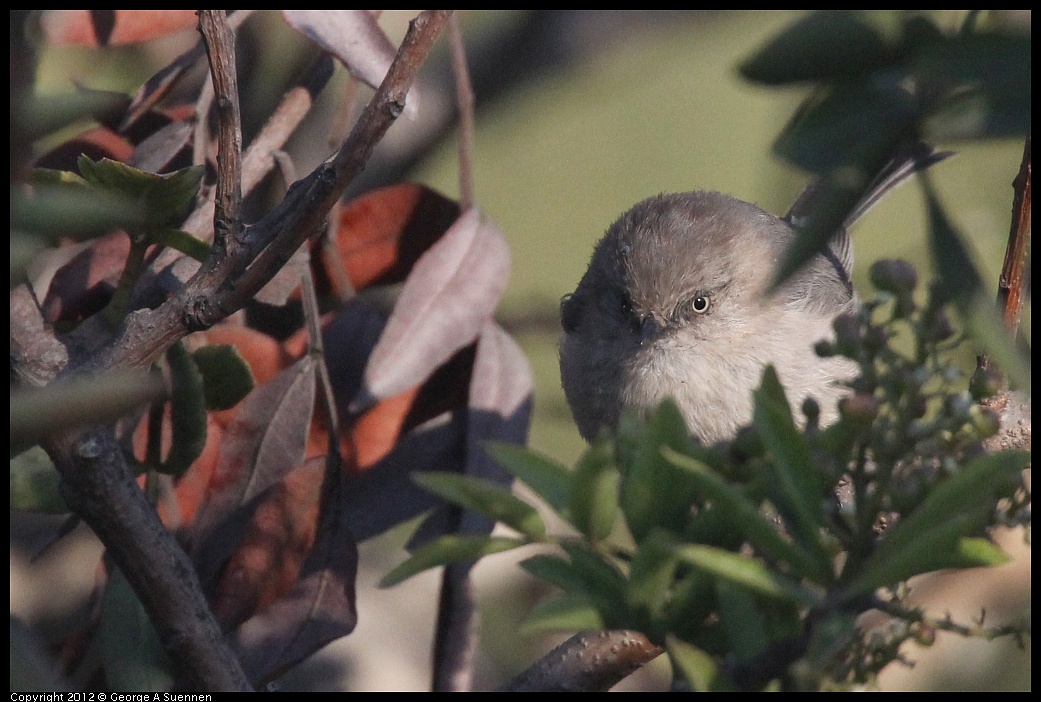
[690,295,710,315]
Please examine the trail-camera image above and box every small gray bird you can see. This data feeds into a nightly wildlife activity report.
[560,145,946,444]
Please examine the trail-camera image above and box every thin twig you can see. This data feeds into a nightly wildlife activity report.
[996,137,1031,338]
[198,10,245,260]
[449,13,475,210]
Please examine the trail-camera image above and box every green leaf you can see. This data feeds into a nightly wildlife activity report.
[620,399,701,542]
[844,512,1007,598]
[519,593,605,635]
[161,342,207,477]
[663,447,832,584]
[626,530,681,626]
[773,82,917,174]
[716,581,768,663]
[920,172,985,309]
[151,228,212,263]
[11,182,144,242]
[191,344,255,411]
[752,367,832,573]
[77,156,203,230]
[666,634,732,692]
[559,541,630,625]
[570,438,620,542]
[10,447,68,513]
[519,553,592,594]
[413,471,546,540]
[15,89,128,143]
[99,567,173,692]
[739,10,899,85]
[486,441,573,516]
[10,371,165,456]
[380,535,526,587]
[845,450,1029,596]
[916,33,1031,140]
[672,544,823,607]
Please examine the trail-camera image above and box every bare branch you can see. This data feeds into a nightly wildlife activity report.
[449,13,475,210]
[198,10,245,263]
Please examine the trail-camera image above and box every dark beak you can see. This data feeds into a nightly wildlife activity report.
[638,316,661,344]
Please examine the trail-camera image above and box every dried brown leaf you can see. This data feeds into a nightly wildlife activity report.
[350,208,510,413]
[190,356,317,587]
[225,456,358,685]
[281,10,419,120]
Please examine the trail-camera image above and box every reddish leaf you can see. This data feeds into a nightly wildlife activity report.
[210,458,324,631]
[282,10,419,120]
[350,208,511,413]
[190,356,317,587]
[41,231,130,324]
[319,182,460,294]
[123,44,204,131]
[226,458,358,685]
[33,127,135,172]
[40,10,198,47]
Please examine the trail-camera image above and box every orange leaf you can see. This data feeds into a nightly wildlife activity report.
[41,10,198,47]
[321,182,460,294]
[209,457,324,632]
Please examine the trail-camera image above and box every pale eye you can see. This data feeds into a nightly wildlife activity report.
[691,295,710,314]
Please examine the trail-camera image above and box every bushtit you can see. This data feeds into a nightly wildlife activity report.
[560,144,945,444]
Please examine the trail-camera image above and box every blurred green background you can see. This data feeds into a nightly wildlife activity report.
[19,10,1029,692]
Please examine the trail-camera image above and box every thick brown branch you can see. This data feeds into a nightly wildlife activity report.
[51,427,252,691]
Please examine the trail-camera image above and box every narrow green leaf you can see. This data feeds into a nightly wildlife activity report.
[716,581,768,663]
[915,33,1031,140]
[151,228,211,263]
[99,568,173,692]
[560,541,630,624]
[752,367,832,573]
[666,634,731,692]
[380,535,526,587]
[413,471,546,540]
[920,172,985,309]
[519,553,592,594]
[673,544,823,607]
[191,344,255,411]
[626,530,682,624]
[10,447,68,513]
[870,450,1028,565]
[10,371,165,455]
[519,594,605,635]
[11,183,143,242]
[663,447,831,584]
[620,399,700,542]
[161,342,207,477]
[844,512,1006,598]
[570,438,620,542]
[485,441,573,515]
